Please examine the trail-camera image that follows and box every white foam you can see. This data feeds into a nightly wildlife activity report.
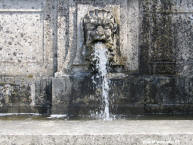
[92,43,111,120]
[0,113,40,117]
[47,114,67,119]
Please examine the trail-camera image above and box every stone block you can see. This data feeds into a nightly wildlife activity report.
[173,14,193,76]
[144,76,193,114]
[141,0,193,13]
[109,75,144,115]
[0,78,35,113]
[144,76,176,105]
[139,1,193,75]
[52,74,144,118]
[0,0,55,76]
[52,77,72,114]
[52,74,97,117]
[35,78,52,115]
[0,77,52,115]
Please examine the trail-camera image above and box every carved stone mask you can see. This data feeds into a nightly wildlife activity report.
[83,9,118,48]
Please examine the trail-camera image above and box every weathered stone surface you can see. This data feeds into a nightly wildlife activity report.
[0,77,51,114]
[35,78,52,115]
[0,83,33,113]
[139,10,175,74]
[0,0,193,117]
[52,74,144,117]
[52,77,71,114]
[56,0,139,74]
[57,0,68,73]
[174,14,193,76]
[141,0,193,13]
[52,74,193,117]
[139,0,193,75]
[1,75,192,116]
[125,0,139,71]
[144,76,193,114]
[52,74,97,116]
[109,75,144,115]
[82,8,121,66]
[0,0,55,76]
[0,120,193,145]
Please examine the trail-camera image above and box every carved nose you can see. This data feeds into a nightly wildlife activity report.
[96,26,104,35]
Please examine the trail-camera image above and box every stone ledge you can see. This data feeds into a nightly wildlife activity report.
[0,120,193,145]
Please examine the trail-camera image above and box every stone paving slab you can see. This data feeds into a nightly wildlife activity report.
[0,120,193,145]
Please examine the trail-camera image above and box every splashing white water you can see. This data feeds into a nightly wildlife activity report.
[92,43,111,120]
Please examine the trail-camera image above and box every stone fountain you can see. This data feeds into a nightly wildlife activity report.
[52,7,130,119]
[1,1,193,144]
[0,0,192,119]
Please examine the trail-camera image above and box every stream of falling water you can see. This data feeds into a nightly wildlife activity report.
[92,43,111,120]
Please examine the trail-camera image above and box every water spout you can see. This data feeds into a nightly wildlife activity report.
[92,42,111,120]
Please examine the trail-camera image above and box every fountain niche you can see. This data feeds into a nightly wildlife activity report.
[83,9,124,119]
[52,8,142,119]
[83,9,123,71]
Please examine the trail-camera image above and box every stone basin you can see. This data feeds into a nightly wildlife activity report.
[0,117,193,145]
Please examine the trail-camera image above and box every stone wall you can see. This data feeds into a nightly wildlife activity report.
[0,0,56,77]
[0,0,139,76]
[0,0,192,117]
[139,0,193,75]
[139,0,193,115]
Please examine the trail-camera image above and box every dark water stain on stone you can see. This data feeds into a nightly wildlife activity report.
[13,52,17,56]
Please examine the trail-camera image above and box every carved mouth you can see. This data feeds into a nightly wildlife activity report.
[92,35,107,43]
[92,39,107,44]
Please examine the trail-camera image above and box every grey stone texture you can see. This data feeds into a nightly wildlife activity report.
[52,74,145,117]
[52,75,193,117]
[0,0,55,76]
[139,0,193,75]
[0,0,193,117]
[82,8,121,66]
[0,77,52,115]
[0,120,193,145]
[56,0,139,73]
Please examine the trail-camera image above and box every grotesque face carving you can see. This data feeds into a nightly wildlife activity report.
[82,9,123,70]
[83,9,118,49]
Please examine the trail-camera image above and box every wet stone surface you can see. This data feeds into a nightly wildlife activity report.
[52,74,193,118]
